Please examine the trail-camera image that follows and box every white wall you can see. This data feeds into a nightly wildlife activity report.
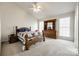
[38,12,75,41]
[74,3,79,50]
[0,3,37,42]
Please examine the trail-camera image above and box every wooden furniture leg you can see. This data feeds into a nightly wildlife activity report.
[25,34,29,50]
[42,31,45,42]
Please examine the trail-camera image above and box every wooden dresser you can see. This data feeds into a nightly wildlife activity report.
[43,29,56,38]
[43,19,56,39]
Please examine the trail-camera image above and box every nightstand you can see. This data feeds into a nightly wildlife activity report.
[8,34,19,43]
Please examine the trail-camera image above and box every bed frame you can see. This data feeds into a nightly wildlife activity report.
[15,26,45,50]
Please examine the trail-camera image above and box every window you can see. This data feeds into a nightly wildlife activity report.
[39,21,44,33]
[59,17,70,37]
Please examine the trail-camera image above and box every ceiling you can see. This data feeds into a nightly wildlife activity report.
[15,2,76,20]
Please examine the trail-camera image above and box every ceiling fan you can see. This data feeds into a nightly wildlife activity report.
[30,2,41,13]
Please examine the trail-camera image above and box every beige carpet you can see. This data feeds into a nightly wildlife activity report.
[1,38,78,56]
[1,42,23,56]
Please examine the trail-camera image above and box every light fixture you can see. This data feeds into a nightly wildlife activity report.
[32,2,41,13]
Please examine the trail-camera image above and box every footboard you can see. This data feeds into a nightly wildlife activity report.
[24,31,45,50]
[24,34,29,50]
[24,34,38,50]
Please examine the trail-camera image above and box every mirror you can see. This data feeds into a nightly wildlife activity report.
[47,22,53,30]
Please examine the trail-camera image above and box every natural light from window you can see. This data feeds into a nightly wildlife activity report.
[59,17,70,37]
[39,21,44,33]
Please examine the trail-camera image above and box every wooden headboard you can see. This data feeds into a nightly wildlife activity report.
[15,26,18,36]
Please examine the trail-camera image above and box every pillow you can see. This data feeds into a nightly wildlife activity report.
[34,30,40,36]
[17,27,31,32]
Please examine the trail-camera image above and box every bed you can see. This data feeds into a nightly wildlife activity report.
[15,26,45,50]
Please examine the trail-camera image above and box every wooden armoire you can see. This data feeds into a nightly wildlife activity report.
[43,19,56,39]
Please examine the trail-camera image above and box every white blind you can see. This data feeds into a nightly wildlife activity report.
[59,17,70,37]
[39,21,44,33]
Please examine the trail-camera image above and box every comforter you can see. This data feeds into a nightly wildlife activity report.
[17,31,40,44]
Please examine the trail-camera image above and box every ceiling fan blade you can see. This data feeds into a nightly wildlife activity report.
[27,2,37,10]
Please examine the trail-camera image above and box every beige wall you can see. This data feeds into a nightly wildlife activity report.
[0,3,37,42]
